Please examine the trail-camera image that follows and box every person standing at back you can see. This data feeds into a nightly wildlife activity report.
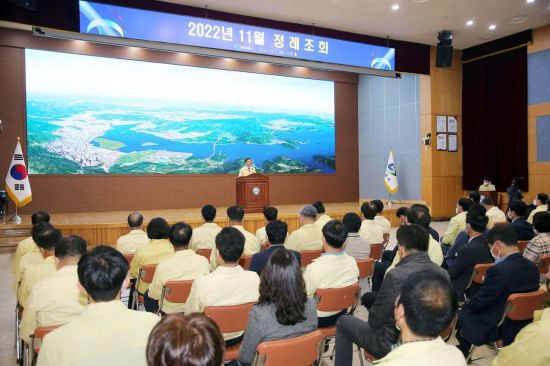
[116,212,150,254]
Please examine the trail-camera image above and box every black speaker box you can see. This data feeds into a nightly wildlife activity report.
[436,45,453,68]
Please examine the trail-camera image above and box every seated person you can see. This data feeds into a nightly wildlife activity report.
[442,198,472,246]
[186,227,260,345]
[37,246,160,366]
[447,208,493,301]
[18,223,62,308]
[255,206,278,247]
[396,207,409,226]
[116,212,150,254]
[375,272,465,366]
[129,217,174,302]
[342,212,370,260]
[145,222,209,314]
[304,220,359,327]
[372,199,391,234]
[482,197,506,229]
[285,205,323,251]
[190,204,222,251]
[11,211,50,291]
[239,249,318,365]
[523,211,550,267]
[335,224,449,362]
[507,200,535,240]
[358,202,384,245]
[411,204,440,241]
[313,201,332,229]
[20,236,88,344]
[456,225,540,357]
[209,205,260,270]
[469,191,481,204]
[146,313,224,366]
[527,193,549,224]
[479,177,496,192]
[249,219,300,275]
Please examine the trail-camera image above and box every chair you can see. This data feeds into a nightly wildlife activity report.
[133,263,157,310]
[196,248,212,262]
[123,253,134,265]
[251,330,324,366]
[440,314,458,342]
[239,255,253,270]
[492,222,509,228]
[517,240,529,255]
[369,243,383,261]
[539,254,550,274]
[15,304,23,366]
[27,324,62,366]
[157,279,194,315]
[300,249,323,267]
[382,233,390,249]
[356,258,375,281]
[466,262,493,290]
[204,302,256,362]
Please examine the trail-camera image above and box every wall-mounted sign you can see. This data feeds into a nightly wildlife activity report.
[79,1,395,71]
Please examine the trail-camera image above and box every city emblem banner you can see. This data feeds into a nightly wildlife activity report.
[384,149,398,194]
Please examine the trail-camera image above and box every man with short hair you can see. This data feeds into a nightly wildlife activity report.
[372,199,391,234]
[186,227,260,344]
[145,222,209,314]
[456,225,540,357]
[249,219,300,275]
[238,157,256,177]
[116,212,150,254]
[312,201,332,229]
[527,193,549,224]
[37,246,159,366]
[342,212,370,260]
[358,202,384,245]
[18,223,62,307]
[335,224,450,363]
[375,272,466,366]
[396,207,409,226]
[20,236,88,343]
[442,198,472,246]
[190,204,222,251]
[285,205,324,251]
[523,211,550,267]
[304,220,359,327]
[469,191,481,204]
[479,177,496,192]
[255,206,278,247]
[482,197,506,229]
[411,204,440,241]
[507,200,534,240]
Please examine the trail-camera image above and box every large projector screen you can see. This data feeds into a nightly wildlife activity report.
[25,49,335,175]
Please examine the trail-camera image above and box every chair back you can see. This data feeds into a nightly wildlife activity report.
[252,330,324,366]
[239,255,253,270]
[123,253,134,265]
[504,289,546,322]
[369,243,383,260]
[314,283,360,313]
[300,249,323,267]
[517,240,529,254]
[139,263,157,283]
[196,248,212,261]
[471,263,493,285]
[356,258,375,280]
[204,302,256,333]
[162,280,194,304]
[440,314,458,342]
[383,233,390,248]
[31,324,62,353]
[492,222,509,228]
[539,255,550,274]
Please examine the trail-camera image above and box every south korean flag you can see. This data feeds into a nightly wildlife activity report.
[5,138,32,207]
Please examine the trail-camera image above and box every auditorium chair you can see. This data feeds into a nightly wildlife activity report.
[369,243,383,261]
[133,263,158,311]
[492,221,509,228]
[196,248,212,262]
[517,240,529,255]
[464,262,494,299]
[204,302,256,362]
[27,324,62,366]
[239,255,253,270]
[300,249,323,267]
[251,330,324,366]
[15,303,23,366]
[356,258,375,293]
[539,254,550,274]
[123,253,134,265]
[382,233,390,249]
[157,279,194,316]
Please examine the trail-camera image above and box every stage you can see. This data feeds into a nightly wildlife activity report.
[0,202,402,253]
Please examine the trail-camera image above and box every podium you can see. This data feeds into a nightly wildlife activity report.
[477,191,498,205]
[236,174,269,213]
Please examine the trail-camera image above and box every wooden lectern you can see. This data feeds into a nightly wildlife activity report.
[236,174,269,213]
[477,191,498,205]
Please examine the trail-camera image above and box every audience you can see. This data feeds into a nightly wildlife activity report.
[37,246,159,366]
[255,206,278,247]
[285,205,323,251]
[482,197,506,229]
[145,222,209,314]
[456,225,540,357]
[342,212,370,260]
[249,219,300,275]
[303,220,358,327]
[239,249,318,365]
[18,223,62,307]
[186,227,260,345]
[372,199,391,234]
[479,177,496,192]
[146,313,224,366]
[336,224,449,362]
[312,201,332,229]
[523,211,550,267]
[469,191,481,204]
[507,200,535,240]
[189,204,222,251]
[410,204,440,241]
[527,192,549,224]
[116,212,150,254]
[375,272,465,366]
[358,202,384,245]
[20,236,88,344]
[442,198,472,246]
[396,207,409,226]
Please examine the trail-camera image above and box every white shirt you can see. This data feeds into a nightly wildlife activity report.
[286,223,324,251]
[255,226,267,246]
[374,215,391,234]
[190,222,222,251]
[375,337,466,366]
[315,214,332,229]
[359,220,384,245]
[486,206,507,229]
[238,166,256,177]
[209,225,260,270]
[116,229,150,254]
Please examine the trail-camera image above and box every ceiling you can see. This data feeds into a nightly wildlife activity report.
[160,0,550,49]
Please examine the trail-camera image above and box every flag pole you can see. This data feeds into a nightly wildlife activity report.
[9,204,22,224]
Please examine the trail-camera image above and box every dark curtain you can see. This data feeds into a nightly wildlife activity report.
[462,46,528,192]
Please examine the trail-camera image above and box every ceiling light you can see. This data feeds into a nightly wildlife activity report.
[489,24,496,30]
[526,0,535,4]
[466,20,474,26]
[392,4,400,11]
[509,15,528,24]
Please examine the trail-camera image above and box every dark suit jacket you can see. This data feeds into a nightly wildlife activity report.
[447,235,494,301]
[510,218,534,241]
[249,245,301,275]
[428,226,440,242]
[459,252,539,345]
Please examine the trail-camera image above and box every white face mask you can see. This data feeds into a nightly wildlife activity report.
[456,207,460,214]
[484,181,489,186]
[490,243,500,260]
[533,199,537,205]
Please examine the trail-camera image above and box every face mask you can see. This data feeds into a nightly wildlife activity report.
[533,199,537,205]
[484,182,489,186]
[490,244,500,260]
[456,207,460,214]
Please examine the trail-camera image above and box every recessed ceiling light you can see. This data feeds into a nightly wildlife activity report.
[392,4,400,11]
[526,0,535,4]
[489,24,496,30]
[466,20,474,26]
[509,15,529,24]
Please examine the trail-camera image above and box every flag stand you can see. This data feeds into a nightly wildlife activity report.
[387,193,394,208]
[9,205,22,224]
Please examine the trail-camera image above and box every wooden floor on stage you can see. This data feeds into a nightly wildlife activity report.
[0,201,401,252]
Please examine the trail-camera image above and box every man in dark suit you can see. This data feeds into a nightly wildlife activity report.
[456,225,540,357]
[249,220,300,275]
[447,205,494,301]
[507,200,534,240]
